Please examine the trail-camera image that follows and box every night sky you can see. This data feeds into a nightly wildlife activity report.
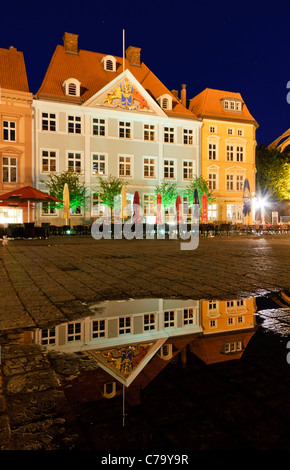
[2,0,290,146]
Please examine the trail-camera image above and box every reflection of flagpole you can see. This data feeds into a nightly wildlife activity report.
[123,385,126,427]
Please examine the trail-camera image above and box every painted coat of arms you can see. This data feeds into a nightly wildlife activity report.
[102,78,149,110]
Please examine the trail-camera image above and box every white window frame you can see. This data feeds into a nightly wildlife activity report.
[92,117,106,137]
[3,120,16,141]
[144,124,155,141]
[92,319,106,338]
[119,316,131,335]
[2,156,17,183]
[41,112,57,132]
[118,154,133,178]
[101,55,117,72]
[67,151,82,173]
[164,310,175,328]
[182,160,195,180]
[209,125,217,133]
[164,126,174,143]
[143,156,156,179]
[67,322,82,342]
[183,129,194,145]
[40,148,58,173]
[92,152,107,176]
[143,194,155,217]
[63,78,81,97]
[144,313,156,331]
[163,158,176,179]
[119,121,131,139]
[67,114,82,134]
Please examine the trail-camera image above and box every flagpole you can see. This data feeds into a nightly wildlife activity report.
[123,29,125,72]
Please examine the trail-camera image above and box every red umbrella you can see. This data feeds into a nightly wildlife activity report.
[156,193,162,224]
[175,194,183,224]
[0,186,61,222]
[132,191,141,224]
[202,193,208,222]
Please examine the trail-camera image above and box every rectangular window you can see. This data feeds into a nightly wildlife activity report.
[237,129,244,136]
[67,322,81,341]
[183,308,194,325]
[93,118,106,136]
[164,310,175,328]
[42,113,56,132]
[68,115,81,134]
[209,126,216,133]
[227,128,234,135]
[92,320,105,338]
[119,316,131,335]
[144,313,156,330]
[238,316,244,324]
[208,203,218,221]
[41,328,56,345]
[2,157,17,182]
[226,145,234,161]
[68,152,82,173]
[164,127,174,143]
[119,155,132,177]
[144,194,155,216]
[92,154,106,175]
[210,319,217,328]
[236,174,244,191]
[226,174,234,190]
[41,150,56,172]
[209,300,218,311]
[144,124,155,141]
[119,121,131,139]
[143,157,155,178]
[183,160,194,180]
[208,173,217,190]
[3,121,16,141]
[164,159,175,179]
[42,202,56,215]
[208,143,216,160]
[236,146,244,162]
[183,129,193,145]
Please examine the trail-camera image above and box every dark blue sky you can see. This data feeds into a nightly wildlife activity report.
[2,0,290,145]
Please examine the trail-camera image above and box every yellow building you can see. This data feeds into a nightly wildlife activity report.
[189,89,258,224]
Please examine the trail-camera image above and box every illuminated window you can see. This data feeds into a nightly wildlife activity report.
[143,157,155,178]
[183,160,194,180]
[41,150,56,172]
[143,195,155,216]
[92,153,107,175]
[2,157,17,182]
[144,124,155,141]
[68,152,82,173]
[119,155,132,177]
[3,121,16,141]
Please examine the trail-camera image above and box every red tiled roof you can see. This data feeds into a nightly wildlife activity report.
[189,88,257,125]
[35,45,196,118]
[0,47,29,92]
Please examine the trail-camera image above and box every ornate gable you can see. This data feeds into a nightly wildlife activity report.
[83,69,166,116]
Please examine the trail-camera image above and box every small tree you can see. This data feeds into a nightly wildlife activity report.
[256,143,290,201]
[154,180,178,211]
[43,170,88,213]
[183,176,215,207]
[93,175,128,218]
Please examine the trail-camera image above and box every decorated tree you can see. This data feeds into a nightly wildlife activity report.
[43,170,88,212]
[183,176,215,207]
[93,175,128,217]
[154,180,178,211]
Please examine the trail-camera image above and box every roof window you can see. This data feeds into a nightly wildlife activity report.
[102,55,117,72]
[157,94,172,111]
[63,78,81,97]
[222,98,242,112]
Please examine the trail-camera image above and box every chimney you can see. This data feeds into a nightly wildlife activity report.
[63,32,79,54]
[126,46,141,66]
[181,84,187,107]
[171,89,179,100]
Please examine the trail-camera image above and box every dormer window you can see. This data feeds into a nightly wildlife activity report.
[157,94,173,111]
[222,98,242,112]
[102,55,117,72]
[63,78,81,97]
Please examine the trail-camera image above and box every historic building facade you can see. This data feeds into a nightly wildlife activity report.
[33,33,202,225]
[0,46,33,224]
[189,88,258,224]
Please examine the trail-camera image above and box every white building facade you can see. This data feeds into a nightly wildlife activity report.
[32,34,202,226]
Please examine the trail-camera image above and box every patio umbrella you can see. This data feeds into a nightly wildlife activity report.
[242,179,251,218]
[156,193,162,224]
[193,189,199,219]
[133,191,141,224]
[202,193,208,222]
[175,194,183,224]
[121,185,127,219]
[0,186,61,222]
[62,183,70,224]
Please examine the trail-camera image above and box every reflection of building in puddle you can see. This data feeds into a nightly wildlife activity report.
[191,298,257,364]
[31,297,257,404]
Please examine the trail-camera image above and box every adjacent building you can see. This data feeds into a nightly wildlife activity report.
[0,46,33,224]
[189,88,258,224]
[33,33,202,225]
